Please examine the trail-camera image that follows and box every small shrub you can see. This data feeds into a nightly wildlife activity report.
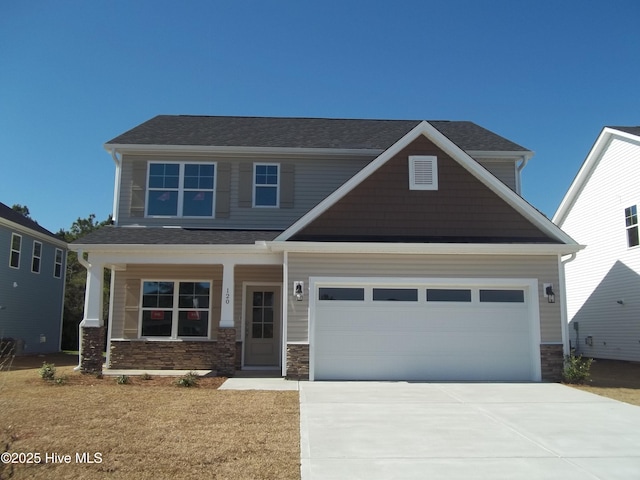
[116,374,130,385]
[38,362,56,381]
[95,372,103,380]
[176,371,199,388]
[563,354,593,384]
[140,373,152,381]
[55,375,68,385]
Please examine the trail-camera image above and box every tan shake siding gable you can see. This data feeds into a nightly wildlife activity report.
[286,253,562,344]
[293,135,552,242]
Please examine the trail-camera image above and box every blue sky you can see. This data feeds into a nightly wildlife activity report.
[1,1,638,233]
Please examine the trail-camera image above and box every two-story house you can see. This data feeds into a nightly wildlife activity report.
[554,126,640,362]
[0,201,67,354]
[71,115,581,381]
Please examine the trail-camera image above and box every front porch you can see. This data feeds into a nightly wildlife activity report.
[76,246,290,377]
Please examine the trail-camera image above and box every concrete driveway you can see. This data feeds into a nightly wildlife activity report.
[299,382,640,479]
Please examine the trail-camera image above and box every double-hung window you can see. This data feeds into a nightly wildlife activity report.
[140,280,211,338]
[54,248,64,278]
[9,233,21,269]
[31,241,42,274]
[147,162,215,217]
[254,163,279,207]
[625,205,639,248]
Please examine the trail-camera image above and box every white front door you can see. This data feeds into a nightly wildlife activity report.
[244,286,281,366]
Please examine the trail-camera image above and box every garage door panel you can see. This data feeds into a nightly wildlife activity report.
[313,281,537,381]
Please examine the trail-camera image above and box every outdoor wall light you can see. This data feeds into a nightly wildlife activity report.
[544,283,555,303]
[294,281,304,301]
[617,299,625,305]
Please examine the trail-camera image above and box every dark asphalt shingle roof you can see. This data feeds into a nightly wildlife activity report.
[106,115,529,152]
[0,201,61,240]
[609,126,640,137]
[73,227,282,245]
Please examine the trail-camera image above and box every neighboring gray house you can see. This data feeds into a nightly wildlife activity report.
[71,115,581,381]
[0,202,67,354]
[554,126,640,362]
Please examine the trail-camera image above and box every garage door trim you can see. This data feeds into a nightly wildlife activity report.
[309,276,542,381]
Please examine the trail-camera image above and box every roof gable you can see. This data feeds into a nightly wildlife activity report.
[554,127,640,226]
[278,122,575,245]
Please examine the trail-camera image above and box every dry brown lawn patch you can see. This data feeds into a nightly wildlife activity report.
[0,353,300,479]
[568,358,640,406]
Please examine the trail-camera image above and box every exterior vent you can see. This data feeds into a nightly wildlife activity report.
[409,156,438,190]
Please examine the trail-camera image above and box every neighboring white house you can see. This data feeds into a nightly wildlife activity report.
[554,126,640,362]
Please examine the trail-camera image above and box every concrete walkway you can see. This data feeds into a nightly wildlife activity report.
[299,382,640,480]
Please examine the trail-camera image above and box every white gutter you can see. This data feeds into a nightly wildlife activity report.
[515,155,530,196]
[267,241,584,256]
[559,252,578,357]
[109,149,122,225]
[73,249,91,371]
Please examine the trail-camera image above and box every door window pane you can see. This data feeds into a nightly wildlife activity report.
[373,288,418,301]
[319,288,365,301]
[479,289,525,303]
[427,289,472,302]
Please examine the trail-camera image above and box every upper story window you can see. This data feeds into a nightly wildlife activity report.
[147,162,216,217]
[54,248,64,278]
[9,233,21,269]
[31,241,42,274]
[254,163,279,207]
[625,205,639,248]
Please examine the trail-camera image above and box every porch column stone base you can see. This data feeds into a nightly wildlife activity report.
[540,344,564,382]
[286,343,309,380]
[216,328,236,377]
[81,326,105,374]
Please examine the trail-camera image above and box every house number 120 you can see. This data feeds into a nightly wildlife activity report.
[225,288,230,304]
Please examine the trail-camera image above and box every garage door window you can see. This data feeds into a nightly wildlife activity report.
[319,287,364,301]
[479,289,525,303]
[426,289,472,302]
[373,288,418,302]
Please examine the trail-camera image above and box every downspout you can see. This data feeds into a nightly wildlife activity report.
[73,249,91,371]
[109,149,122,225]
[559,252,577,358]
[515,154,530,195]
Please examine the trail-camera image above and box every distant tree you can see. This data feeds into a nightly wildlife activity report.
[59,214,112,351]
[11,204,31,218]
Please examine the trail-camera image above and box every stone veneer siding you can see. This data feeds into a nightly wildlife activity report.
[286,343,309,379]
[215,328,237,377]
[81,326,106,374]
[110,340,217,370]
[540,344,564,381]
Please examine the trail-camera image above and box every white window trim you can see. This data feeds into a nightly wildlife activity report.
[138,279,213,340]
[9,233,21,269]
[408,155,438,190]
[253,162,280,208]
[625,204,639,249]
[54,248,63,279]
[31,240,42,274]
[145,161,217,218]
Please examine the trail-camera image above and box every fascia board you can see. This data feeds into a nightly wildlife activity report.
[68,243,269,255]
[466,150,534,161]
[267,241,584,256]
[553,127,640,226]
[0,218,67,248]
[104,143,381,158]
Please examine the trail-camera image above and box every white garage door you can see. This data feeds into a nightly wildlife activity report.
[312,279,540,381]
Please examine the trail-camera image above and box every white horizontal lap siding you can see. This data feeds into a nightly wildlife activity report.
[561,137,640,361]
[287,253,560,343]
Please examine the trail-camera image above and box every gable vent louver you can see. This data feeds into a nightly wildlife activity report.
[409,156,438,190]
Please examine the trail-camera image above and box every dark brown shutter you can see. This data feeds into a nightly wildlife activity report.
[280,164,295,208]
[215,163,231,218]
[130,161,147,218]
[238,163,253,208]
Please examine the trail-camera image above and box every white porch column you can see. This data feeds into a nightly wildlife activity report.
[219,261,235,328]
[81,260,105,328]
